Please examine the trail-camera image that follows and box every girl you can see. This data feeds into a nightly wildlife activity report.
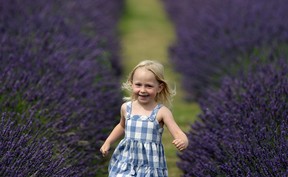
[100,60,188,176]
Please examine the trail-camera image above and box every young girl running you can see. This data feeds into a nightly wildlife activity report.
[100,60,189,176]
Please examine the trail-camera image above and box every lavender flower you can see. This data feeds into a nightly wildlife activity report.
[1,0,124,176]
[177,58,288,176]
[162,0,288,100]
[0,112,77,176]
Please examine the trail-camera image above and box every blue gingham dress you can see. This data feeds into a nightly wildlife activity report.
[108,101,168,177]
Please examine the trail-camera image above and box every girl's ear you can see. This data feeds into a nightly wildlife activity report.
[158,83,164,93]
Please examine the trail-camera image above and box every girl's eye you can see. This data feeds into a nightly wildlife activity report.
[135,83,141,86]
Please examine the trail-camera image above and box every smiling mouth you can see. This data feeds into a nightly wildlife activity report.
[138,94,149,97]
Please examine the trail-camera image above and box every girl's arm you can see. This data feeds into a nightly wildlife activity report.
[159,106,189,151]
[100,103,126,157]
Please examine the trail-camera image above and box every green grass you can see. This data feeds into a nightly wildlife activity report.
[117,0,201,176]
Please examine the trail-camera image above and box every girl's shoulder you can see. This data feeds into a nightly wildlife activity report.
[158,104,170,111]
[120,102,128,115]
[157,105,173,117]
[120,101,132,114]
[156,105,173,124]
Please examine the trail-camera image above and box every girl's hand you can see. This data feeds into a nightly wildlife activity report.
[172,139,188,151]
[100,143,110,157]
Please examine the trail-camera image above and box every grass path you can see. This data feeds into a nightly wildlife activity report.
[118,0,200,176]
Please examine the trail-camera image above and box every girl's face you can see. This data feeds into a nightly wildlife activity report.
[132,67,163,105]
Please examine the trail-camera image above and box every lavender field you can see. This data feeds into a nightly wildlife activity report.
[1,0,123,176]
[162,0,288,176]
[163,0,288,101]
[178,59,288,176]
[1,0,288,176]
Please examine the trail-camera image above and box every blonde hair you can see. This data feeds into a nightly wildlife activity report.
[122,60,176,107]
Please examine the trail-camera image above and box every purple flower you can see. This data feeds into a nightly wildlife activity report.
[163,0,288,100]
[1,0,124,176]
[177,59,288,176]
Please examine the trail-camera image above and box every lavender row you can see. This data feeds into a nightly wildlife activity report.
[1,112,77,176]
[1,0,123,176]
[177,57,288,176]
[162,0,288,100]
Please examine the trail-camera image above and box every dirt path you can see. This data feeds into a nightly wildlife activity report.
[118,0,200,176]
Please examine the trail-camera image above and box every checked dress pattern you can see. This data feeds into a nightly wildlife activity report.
[108,101,168,177]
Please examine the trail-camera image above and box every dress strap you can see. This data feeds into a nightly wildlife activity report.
[126,101,132,119]
[126,101,162,121]
[148,104,162,121]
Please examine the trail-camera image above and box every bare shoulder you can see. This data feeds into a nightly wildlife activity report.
[119,102,128,127]
[120,102,127,115]
[120,102,126,111]
[158,105,172,114]
[157,105,174,122]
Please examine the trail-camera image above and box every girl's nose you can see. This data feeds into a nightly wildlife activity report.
[140,86,146,92]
